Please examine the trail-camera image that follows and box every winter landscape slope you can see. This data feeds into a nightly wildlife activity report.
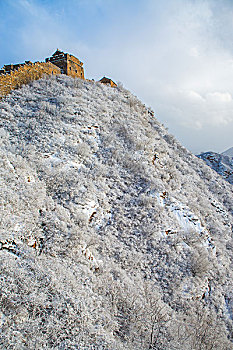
[0,75,233,349]
[197,150,233,185]
[223,147,233,158]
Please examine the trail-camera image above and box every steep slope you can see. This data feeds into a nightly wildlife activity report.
[0,76,233,350]
[197,151,233,185]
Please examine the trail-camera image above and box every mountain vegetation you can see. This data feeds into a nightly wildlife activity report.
[0,75,233,349]
[197,150,233,185]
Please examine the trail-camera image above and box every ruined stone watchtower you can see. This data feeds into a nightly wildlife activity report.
[45,49,84,79]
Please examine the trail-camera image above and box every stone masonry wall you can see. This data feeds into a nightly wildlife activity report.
[45,51,84,79]
[0,62,61,99]
[66,54,84,79]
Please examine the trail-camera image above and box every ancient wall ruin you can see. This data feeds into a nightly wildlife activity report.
[99,77,117,87]
[45,50,85,79]
[0,49,117,99]
[0,62,61,99]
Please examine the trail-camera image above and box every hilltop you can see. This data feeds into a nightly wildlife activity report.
[223,147,233,158]
[0,75,233,349]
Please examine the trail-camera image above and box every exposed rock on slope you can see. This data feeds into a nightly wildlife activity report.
[197,151,233,185]
[0,76,233,349]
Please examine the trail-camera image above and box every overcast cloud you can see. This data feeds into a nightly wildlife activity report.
[0,0,233,153]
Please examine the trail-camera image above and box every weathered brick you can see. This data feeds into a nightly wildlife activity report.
[0,62,61,98]
[0,49,85,99]
[45,49,84,79]
[99,77,117,87]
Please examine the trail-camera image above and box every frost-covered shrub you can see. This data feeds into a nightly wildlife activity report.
[190,248,210,278]
[0,75,232,349]
[76,142,91,158]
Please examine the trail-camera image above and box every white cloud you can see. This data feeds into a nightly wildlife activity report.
[189,47,200,58]
[206,92,232,103]
[107,0,233,152]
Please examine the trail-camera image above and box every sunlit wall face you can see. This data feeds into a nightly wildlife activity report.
[1,0,233,154]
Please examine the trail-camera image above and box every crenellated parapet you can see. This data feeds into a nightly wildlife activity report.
[0,49,86,99]
[0,49,116,99]
[0,61,61,98]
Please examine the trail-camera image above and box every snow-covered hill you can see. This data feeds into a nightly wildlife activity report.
[222,147,233,158]
[197,151,233,185]
[0,76,233,349]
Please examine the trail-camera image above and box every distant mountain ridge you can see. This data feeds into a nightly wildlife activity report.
[222,146,233,158]
[197,148,233,185]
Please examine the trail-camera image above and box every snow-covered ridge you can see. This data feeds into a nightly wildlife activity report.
[222,146,233,158]
[197,150,233,185]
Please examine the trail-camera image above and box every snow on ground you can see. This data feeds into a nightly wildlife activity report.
[0,76,233,349]
[222,146,233,158]
[156,191,216,253]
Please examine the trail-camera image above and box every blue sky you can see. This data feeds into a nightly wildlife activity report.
[1,0,233,154]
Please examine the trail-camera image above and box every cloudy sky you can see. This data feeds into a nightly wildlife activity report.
[1,0,233,154]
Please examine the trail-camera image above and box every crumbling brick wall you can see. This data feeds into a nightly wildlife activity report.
[99,77,117,87]
[0,62,61,99]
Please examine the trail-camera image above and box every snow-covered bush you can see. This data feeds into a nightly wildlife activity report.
[0,75,232,349]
